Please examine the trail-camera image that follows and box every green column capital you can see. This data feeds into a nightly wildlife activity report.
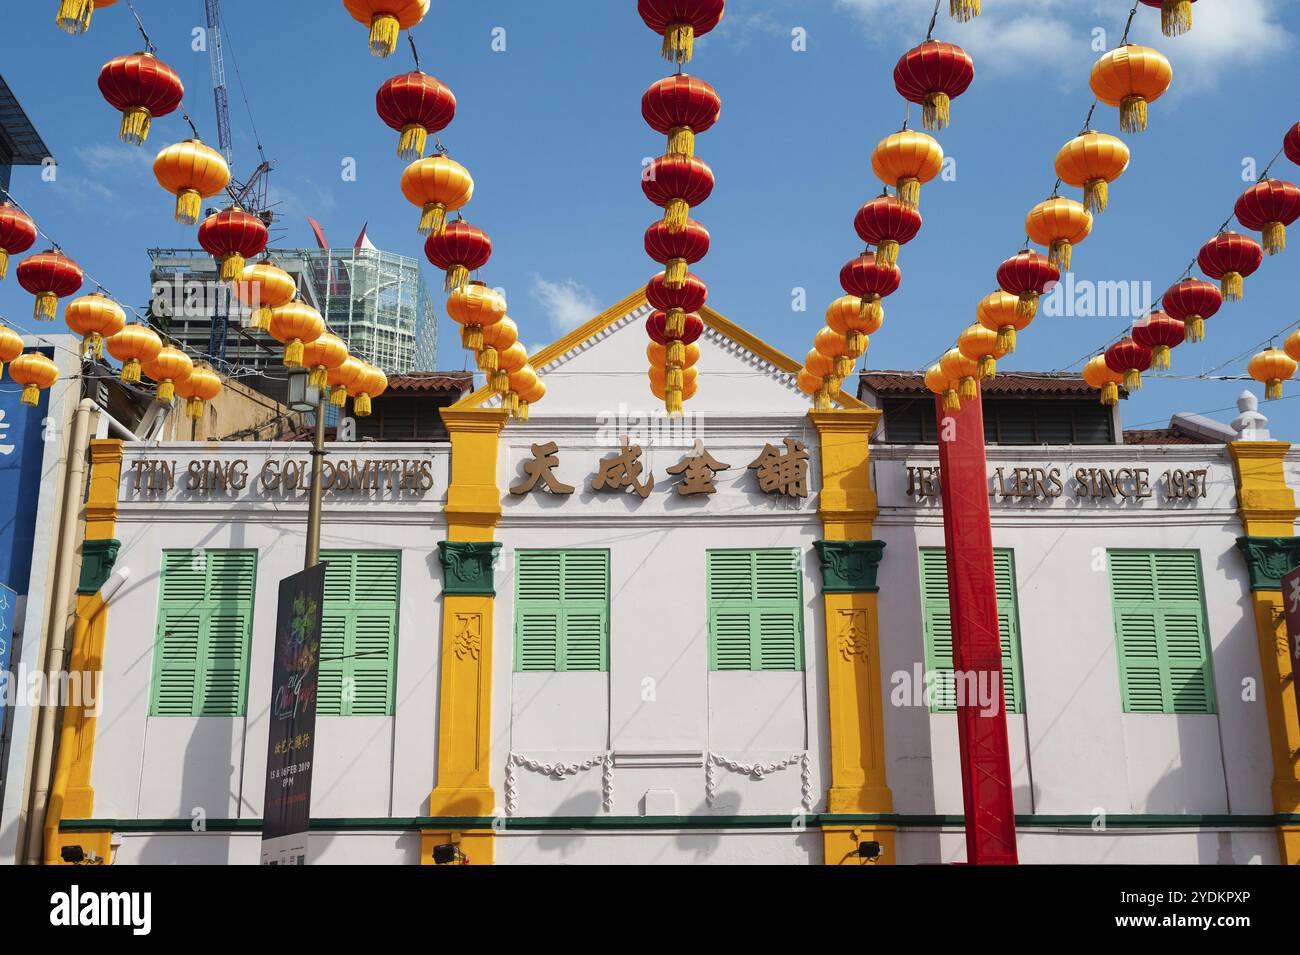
[438,541,502,597]
[77,539,121,595]
[1235,536,1300,592]
[814,540,886,594]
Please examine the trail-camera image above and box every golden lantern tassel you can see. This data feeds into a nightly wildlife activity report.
[1124,369,1142,391]
[445,264,470,292]
[1263,221,1286,256]
[997,325,1017,354]
[121,358,142,384]
[922,92,951,131]
[960,376,978,401]
[898,178,921,209]
[478,346,499,373]
[667,365,684,390]
[252,307,273,332]
[1120,96,1148,134]
[877,239,900,268]
[664,199,689,233]
[309,366,328,389]
[462,324,485,351]
[665,257,688,288]
[979,356,997,380]
[1267,378,1284,401]
[662,23,695,64]
[156,380,175,404]
[398,124,427,162]
[668,126,694,156]
[1101,382,1119,406]
[667,388,684,415]
[846,332,868,359]
[187,398,204,419]
[1083,178,1109,214]
[0,251,9,280]
[175,189,202,226]
[368,13,401,57]
[950,0,981,22]
[813,389,831,412]
[504,390,519,416]
[220,253,245,283]
[1049,239,1073,271]
[859,295,883,326]
[120,107,152,146]
[55,0,93,34]
[89,332,104,359]
[667,340,685,366]
[1151,345,1171,371]
[1017,292,1039,320]
[355,393,372,417]
[20,384,40,406]
[283,339,305,368]
[665,308,686,338]
[1184,316,1204,343]
[1160,0,1193,36]
[1221,271,1244,303]
[330,387,348,408]
[420,202,448,236]
[34,292,57,321]
[491,370,509,392]
[943,389,961,412]
[834,355,854,380]
[518,401,530,422]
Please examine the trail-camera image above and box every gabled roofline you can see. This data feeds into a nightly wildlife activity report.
[452,287,866,411]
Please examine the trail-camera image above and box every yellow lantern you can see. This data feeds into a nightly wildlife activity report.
[233,262,297,332]
[342,0,430,58]
[925,363,960,412]
[796,368,830,411]
[494,342,529,394]
[55,0,117,35]
[479,316,519,376]
[173,364,223,419]
[8,352,58,406]
[1089,45,1173,133]
[871,130,944,209]
[301,331,349,391]
[352,364,387,417]
[105,322,162,383]
[941,347,981,401]
[446,280,506,351]
[506,365,541,418]
[649,364,698,414]
[0,325,25,378]
[1083,354,1124,406]
[515,376,546,422]
[142,345,194,404]
[400,155,473,236]
[958,322,1007,380]
[1284,329,1300,364]
[153,139,231,225]
[826,294,881,358]
[815,326,855,381]
[1025,197,1093,270]
[977,290,1032,354]
[1054,131,1130,214]
[268,301,325,368]
[1248,347,1297,401]
[328,356,367,408]
[64,292,126,358]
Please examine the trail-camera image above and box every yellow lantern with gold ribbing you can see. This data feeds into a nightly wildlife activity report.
[142,345,193,404]
[506,365,540,419]
[1249,347,1297,401]
[958,322,1007,380]
[515,375,545,422]
[352,364,387,417]
[173,364,223,419]
[871,130,943,209]
[479,316,518,379]
[233,262,297,332]
[925,363,961,412]
[328,356,367,408]
[805,348,839,396]
[1083,354,1124,406]
[1026,197,1093,270]
[977,290,1032,354]
[400,155,473,236]
[153,139,230,225]
[815,326,855,381]
[301,331,348,392]
[825,294,881,359]
[796,368,831,411]
[0,325,23,379]
[446,280,505,352]
[105,322,162,383]
[268,301,325,368]
[941,346,981,401]
[494,342,529,396]
[343,0,430,58]
[8,352,58,407]
[64,292,125,358]
[1089,45,1173,133]
[1285,328,1300,364]
[1055,131,1130,214]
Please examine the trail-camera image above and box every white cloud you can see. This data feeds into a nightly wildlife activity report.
[531,275,599,335]
[1127,0,1294,91]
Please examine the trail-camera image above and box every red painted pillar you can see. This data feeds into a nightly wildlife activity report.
[935,391,1018,865]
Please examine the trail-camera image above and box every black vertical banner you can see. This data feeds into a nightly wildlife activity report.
[260,563,326,865]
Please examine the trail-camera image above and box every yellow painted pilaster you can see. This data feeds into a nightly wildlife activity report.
[427,409,509,858]
[1228,441,1300,863]
[809,409,895,864]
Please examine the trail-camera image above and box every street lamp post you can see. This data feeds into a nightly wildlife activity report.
[287,368,327,570]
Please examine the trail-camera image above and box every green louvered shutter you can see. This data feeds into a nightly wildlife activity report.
[151,549,256,716]
[707,549,803,671]
[917,548,1024,714]
[1108,550,1214,714]
[515,550,609,672]
[318,551,400,716]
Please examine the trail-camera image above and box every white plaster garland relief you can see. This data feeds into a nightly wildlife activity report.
[504,752,614,816]
[706,751,813,811]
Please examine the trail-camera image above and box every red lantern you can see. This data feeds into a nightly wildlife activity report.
[1105,336,1153,391]
[840,252,901,328]
[893,40,975,131]
[647,270,708,313]
[1162,278,1223,343]
[996,250,1060,319]
[16,250,83,321]
[0,203,38,281]
[425,220,491,292]
[376,71,456,161]
[637,0,726,64]
[642,154,714,233]
[1234,179,1300,256]
[197,208,268,282]
[1132,311,1185,370]
[853,195,922,268]
[1197,231,1263,302]
[647,309,704,345]
[642,74,721,157]
[1286,122,1300,167]
[645,218,709,289]
[97,51,184,146]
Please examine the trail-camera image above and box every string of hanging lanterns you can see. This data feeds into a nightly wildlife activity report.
[638,1,725,415]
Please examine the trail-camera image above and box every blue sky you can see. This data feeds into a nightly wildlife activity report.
[2,0,1298,436]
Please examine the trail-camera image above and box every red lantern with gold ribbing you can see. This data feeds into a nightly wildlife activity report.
[1234,179,1300,256]
[1106,336,1153,391]
[642,154,714,233]
[376,71,456,161]
[97,52,183,146]
[1287,124,1300,167]
[839,253,901,328]
[16,250,82,321]
[1139,0,1195,37]
[647,309,704,346]
[424,220,491,292]
[854,195,921,268]
[645,218,709,288]
[997,250,1059,320]
[1197,231,1263,302]
[638,0,726,65]
[648,270,707,337]
[198,208,268,282]
[1162,278,1222,343]
[893,41,974,131]
[642,74,721,157]
[1132,311,1184,370]
[0,203,37,281]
